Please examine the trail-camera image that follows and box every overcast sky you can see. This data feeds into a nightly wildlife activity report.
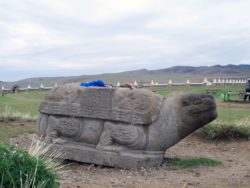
[1,0,250,81]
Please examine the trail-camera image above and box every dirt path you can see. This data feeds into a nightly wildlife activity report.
[216,99,250,109]
[10,134,250,188]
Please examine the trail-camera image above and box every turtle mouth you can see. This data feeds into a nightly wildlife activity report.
[184,94,216,115]
[189,105,216,115]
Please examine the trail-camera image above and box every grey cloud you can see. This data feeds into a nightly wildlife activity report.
[1,0,250,81]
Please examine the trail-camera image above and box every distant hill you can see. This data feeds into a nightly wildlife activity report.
[2,64,250,88]
[151,64,250,75]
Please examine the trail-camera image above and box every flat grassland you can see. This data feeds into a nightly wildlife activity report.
[0,92,47,141]
[0,85,249,141]
[0,91,47,117]
[0,85,249,122]
[1,85,250,188]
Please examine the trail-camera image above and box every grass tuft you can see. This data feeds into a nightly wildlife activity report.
[0,106,37,122]
[198,116,250,140]
[0,139,62,188]
[169,157,222,168]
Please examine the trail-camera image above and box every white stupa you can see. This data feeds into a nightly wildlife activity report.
[213,79,217,84]
[203,77,208,84]
[151,80,154,85]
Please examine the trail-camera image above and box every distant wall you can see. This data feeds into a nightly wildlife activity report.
[0,86,54,95]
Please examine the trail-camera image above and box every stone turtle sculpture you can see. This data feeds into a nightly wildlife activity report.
[37,84,217,168]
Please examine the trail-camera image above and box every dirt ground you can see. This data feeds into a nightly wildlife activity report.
[10,133,250,188]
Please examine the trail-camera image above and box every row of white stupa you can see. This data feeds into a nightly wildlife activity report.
[212,78,247,84]
[116,78,248,87]
[1,83,58,90]
[1,78,248,90]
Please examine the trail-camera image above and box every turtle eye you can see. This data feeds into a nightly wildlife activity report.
[193,99,202,105]
[182,100,189,106]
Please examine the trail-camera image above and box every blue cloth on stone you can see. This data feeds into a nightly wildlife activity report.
[80,80,106,87]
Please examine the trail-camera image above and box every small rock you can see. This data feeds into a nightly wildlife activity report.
[194,172,200,177]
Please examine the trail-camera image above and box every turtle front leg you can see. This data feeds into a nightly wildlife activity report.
[97,120,147,151]
[97,130,123,151]
[44,116,59,143]
[45,116,68,144]
[99,130,113,146]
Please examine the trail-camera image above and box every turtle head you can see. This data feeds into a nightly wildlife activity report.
[171,93,217,138]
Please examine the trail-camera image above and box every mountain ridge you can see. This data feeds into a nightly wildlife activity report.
[1,64,250,87]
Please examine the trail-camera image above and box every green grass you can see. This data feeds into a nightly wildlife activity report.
[198,117,250,140]
[217,106,250,122]
[150,85,244,99]
[169,157,222,168]
[0,91,45,143]
[0,91,47,117]
[202,107,250,140]
[0,122,36,142]
[0,106,38,122]
[0,142,60,188]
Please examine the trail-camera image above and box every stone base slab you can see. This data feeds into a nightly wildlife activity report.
[49,143,164,169]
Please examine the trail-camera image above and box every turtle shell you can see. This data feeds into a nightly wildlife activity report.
[39,84,164,125]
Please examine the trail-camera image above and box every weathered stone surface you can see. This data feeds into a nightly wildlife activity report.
[50,144,164,169]
[37,84,217,168]
[40,84,163,125]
